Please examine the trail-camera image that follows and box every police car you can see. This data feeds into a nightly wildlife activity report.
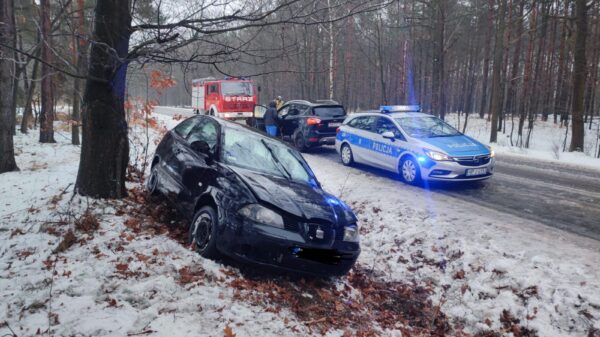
[335,105,495,184]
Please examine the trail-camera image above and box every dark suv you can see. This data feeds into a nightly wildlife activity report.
[277,100,347,152]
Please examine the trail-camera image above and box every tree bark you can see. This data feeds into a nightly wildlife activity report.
[75,0,132,198]
[71,0,86,145]
[569,0,587,152]
[39,0,55,143]
[431,1,446,119]
[479,0,494,118]
[490,0,507,143]
[0,0,19,173]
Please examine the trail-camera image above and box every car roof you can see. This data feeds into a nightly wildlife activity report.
[187,115,297,149]
[284,99,342,107]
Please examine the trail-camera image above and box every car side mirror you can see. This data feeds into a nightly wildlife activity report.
[190,140,212,157]
[381,131,395,140]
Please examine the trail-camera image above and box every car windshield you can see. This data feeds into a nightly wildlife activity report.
[222,127,315,184]
[313,106,346,117]
[395,116,461,138]
[221,82,253,96]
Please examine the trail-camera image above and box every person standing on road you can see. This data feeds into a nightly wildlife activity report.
[263,100,279,137]
[275,96,284,110]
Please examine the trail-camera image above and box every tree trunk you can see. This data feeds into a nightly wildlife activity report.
[479,0,494,118]
[490,0,506,143]
[39,0,55,143]
[75,0,132,198]
[569,0,587,152]
[21,59,39,134]
[0,0,19,173]
[71,0,86,145]
[431,1,446,119]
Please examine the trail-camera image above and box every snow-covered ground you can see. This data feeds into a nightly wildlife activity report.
[1,114,599,336]
[446,113,600,170]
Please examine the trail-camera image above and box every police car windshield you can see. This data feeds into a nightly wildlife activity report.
[222,128,315,184]
[221,82,253,96]
[395,116,461,138]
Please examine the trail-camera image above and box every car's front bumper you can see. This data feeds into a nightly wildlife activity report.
[227,222,360,276]
[421,157,495,181]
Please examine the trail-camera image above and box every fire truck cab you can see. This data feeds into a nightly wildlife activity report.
[191,77,257,120]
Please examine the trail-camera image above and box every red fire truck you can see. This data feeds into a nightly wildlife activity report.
[191,77,257,120]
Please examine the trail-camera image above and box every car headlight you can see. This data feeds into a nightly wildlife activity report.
[423,149,451,161]
[343,225,359,242]
[238,204,284,229]
[486,145,496,158]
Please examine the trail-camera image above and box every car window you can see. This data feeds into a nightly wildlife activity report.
[376,117,404,139]
[347,116,376,132]
[186,119,219,150]
[222,128,316,184]
[278,106,290,117]
[288,105,300,116]
[395,116,461,138]
[312,106,346,117]
[173,118,200,139]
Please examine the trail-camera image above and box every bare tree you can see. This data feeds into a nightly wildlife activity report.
[569,0,587,152]
[39,0,55,143]
[0,0,19,173]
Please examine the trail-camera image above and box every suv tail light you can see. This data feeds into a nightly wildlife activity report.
[307,117,321,125]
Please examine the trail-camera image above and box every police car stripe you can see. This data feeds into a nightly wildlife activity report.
[337,131,408,157]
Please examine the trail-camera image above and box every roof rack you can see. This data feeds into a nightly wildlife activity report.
[379,105,422,113]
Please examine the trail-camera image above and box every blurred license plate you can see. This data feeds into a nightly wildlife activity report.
[329,122,341,127]
[466,168,487,176]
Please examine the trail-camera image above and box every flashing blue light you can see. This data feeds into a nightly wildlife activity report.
[417,156,427,163]
[380,105,421,113]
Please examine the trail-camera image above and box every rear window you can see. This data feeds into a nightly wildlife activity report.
[312,106,346,117]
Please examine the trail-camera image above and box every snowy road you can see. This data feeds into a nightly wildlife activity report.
[152,106,600,241]
[312,146,600,241]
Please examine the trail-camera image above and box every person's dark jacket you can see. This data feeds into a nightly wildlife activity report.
[263,101,279,126]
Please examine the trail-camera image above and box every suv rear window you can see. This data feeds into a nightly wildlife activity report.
[312,106,346,117]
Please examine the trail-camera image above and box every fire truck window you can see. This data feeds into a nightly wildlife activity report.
[209,85,219,94]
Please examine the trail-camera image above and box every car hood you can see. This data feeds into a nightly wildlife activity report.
[228,166,356,225]
[419,134,489,156]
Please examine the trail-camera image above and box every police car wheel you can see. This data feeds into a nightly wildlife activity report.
[340,144,354,166]
[400,157,421,185]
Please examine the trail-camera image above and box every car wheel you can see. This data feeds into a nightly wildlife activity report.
[209,109,215,116]
[146,165,160,195]
[340,144,354,166]
[400,157,422,185]
[188,206,219,259]
[293,131,308,152]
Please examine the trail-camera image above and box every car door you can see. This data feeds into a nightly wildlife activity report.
[342,116,378,165]
[371,116,407,171]
[159,118,202,198]
[173,118,220,216]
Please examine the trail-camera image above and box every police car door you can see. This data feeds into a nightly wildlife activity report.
[346,115,379,166]
[370,116,406,171]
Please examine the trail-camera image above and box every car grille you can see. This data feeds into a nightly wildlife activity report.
[453,155,490,167]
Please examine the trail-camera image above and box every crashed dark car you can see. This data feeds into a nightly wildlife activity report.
[147,115,360,276]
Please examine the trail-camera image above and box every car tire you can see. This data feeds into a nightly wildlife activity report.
[189,206,220,259]
[146,165,160,195]
[293,131,308,152]
[340,143,354,166]
[399,156,422,185]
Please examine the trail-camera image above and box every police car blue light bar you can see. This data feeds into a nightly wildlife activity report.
[380,105,422,113]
